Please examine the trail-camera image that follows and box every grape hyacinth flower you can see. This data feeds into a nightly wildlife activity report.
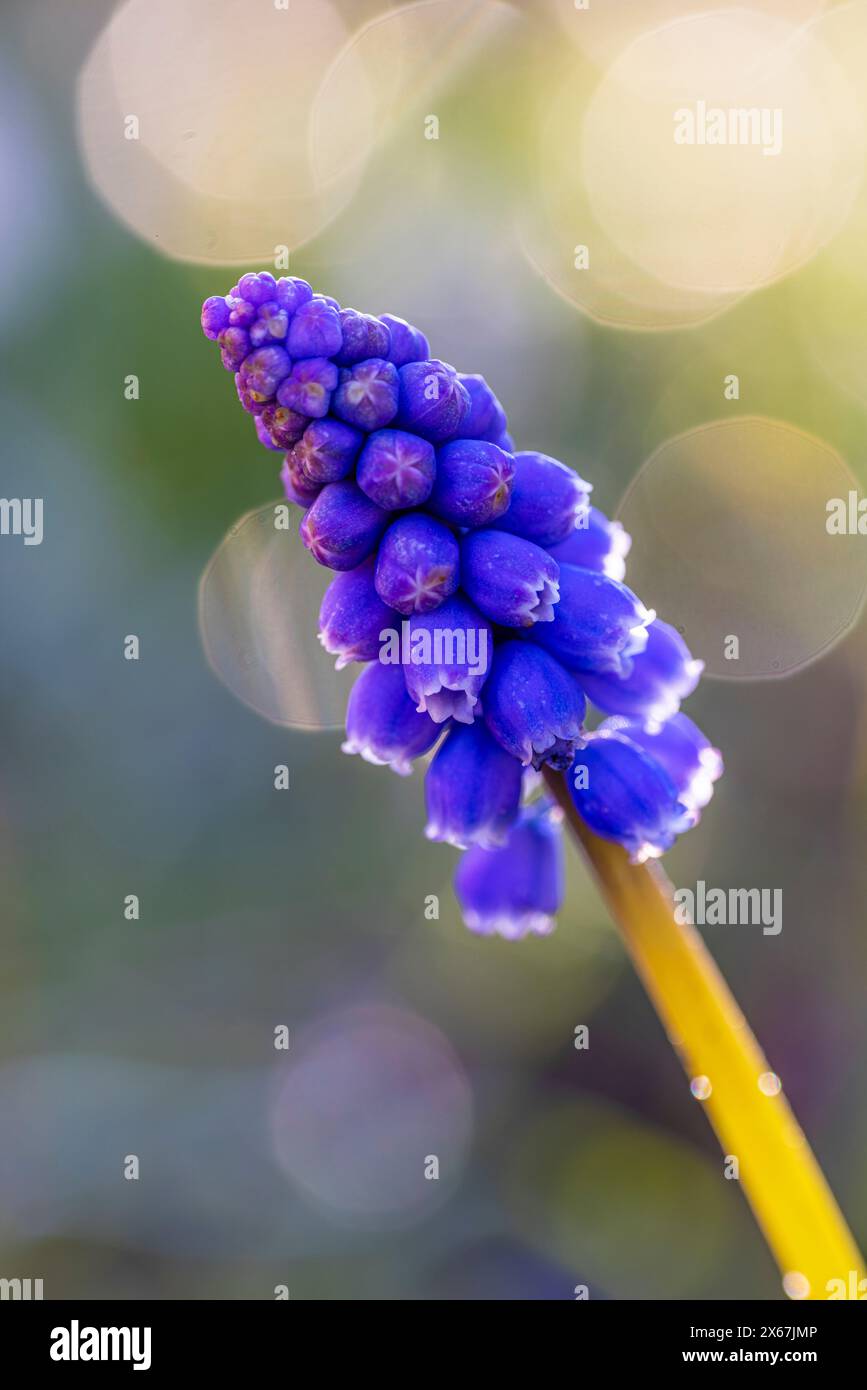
[569,715,722,863]
[299,480,388,570]
[201,281,867,1300]
[428,439,515,527]
[483,641,585,770]
[263,403,308,449]
[333,358,400,431]
[277,358,339,419]
[342,661,441,775]
[425,720,523,848]
[199,276,718,925]
[318,558,396,669]
[530,562,653,676]
[295,419,363,483]
[356,429,436,510]
[400,593,493,724]
[454,799,564,939]
[397,359,471,442]
[576,618,704,726]
[457,373,509,443]
[374,514,459,615]
[461,529,560,627]
[287,298,343,358]
[493,450,591,548]
[280,452,321,508]
[379,313,430,367]
[336,309,391,366]
[548,505,632,581]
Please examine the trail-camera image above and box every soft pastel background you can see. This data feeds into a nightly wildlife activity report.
[1,0,866,1300]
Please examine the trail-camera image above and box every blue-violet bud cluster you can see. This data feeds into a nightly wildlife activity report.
[202,275,722,938]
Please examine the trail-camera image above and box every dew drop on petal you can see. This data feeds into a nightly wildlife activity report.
[690,1075,712,1101]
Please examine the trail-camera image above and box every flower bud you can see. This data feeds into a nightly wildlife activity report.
[280,452,321,508]
[379,313,430,367]
[457,373,508,443]
[577,619,703,725]
[494,451,591,548]
[332,358,400,431]
[299,480,388,570]
[461,529,560,627]
[286,298,343,358]
[396,359,471,442]
[425,720,522,848]
[484,641,585,769]
[336,309,391,366]
[201,295,230,340]
[375,514,459,615]
[318,558,397,669]
[530,562,653,676]
[548,506,632,582]
[295,419,363,483]
[428,439,514,527]
[455,800,564,938]
[262,403,309,449]
[356,429,436,510]
[276,357,339,419]
[342,662,441,775]
[401,593,493,724]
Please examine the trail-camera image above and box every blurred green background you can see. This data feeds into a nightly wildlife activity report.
[1,0,866,1300]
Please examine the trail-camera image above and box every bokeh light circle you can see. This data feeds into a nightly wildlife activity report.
[198,502,355,731]
[579,11,863,296]
[616,418,867,681]
[542,0,830,67]
[76,0,369,263]
[270,1005,473,1224]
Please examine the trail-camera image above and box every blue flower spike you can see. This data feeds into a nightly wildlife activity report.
[201,280,722,936]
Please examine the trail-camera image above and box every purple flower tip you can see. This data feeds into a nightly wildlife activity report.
[428,439,515,528]
[461,529,560,627]
[318,557,397,670]
[425,720,522,848]
[342,661,441,775]
[577,618,704,725]
[494,450,591,548]
[374,513,460,615]
[484,641,586,770]
[455,799,564,938]
[299,480,388,570]
[548,506,632,582]
[356,429,436,511]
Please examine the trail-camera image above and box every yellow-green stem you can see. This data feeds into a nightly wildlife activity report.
[545,767,865,1300]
